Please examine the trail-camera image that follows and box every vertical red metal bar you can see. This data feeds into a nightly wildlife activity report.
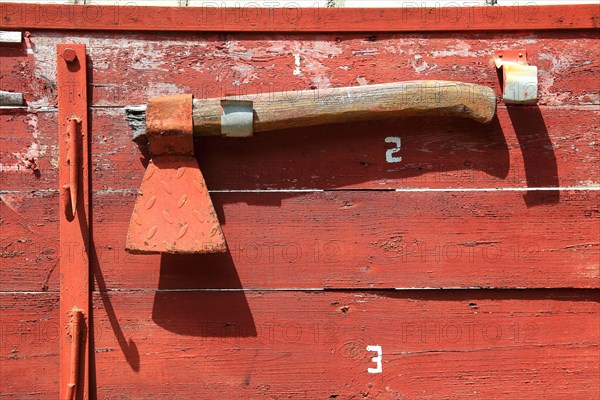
[58,43,89,400]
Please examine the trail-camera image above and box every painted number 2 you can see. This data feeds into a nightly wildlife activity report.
[366,345,382,374]
[385,137,402,163]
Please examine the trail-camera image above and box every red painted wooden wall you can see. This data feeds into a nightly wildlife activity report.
[1,4,599,399]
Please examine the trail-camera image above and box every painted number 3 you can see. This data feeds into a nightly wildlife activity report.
[385,137,402,163]
[367,345,382,374]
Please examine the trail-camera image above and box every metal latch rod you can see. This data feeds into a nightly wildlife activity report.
[63,117,80,217]
[66,308,83,400]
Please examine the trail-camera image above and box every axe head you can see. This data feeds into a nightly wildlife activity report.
[125,94,227,254]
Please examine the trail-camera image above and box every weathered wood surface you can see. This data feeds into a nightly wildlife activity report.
[1,23,599,400]
[0,32,598,108]
[1,189,598,292]
[0,293,59,399]
[1,106,599,191]
[1,291,598,399]
[1,3,598,32]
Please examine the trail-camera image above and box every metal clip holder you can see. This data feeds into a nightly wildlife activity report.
[494,50,538,105]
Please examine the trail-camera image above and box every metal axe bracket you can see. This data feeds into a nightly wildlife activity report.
[125,94,227,254]
[493,49,538,105]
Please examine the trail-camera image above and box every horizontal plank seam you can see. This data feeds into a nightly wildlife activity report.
[217,187,600,192]
[2,187,600,195]
[2,104,600,112]
[2,288,599,294]
[389,343,600,356]
[115,105,600,111]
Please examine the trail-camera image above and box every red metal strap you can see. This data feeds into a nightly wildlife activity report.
[57,43,89,400]
[126,94,227,254]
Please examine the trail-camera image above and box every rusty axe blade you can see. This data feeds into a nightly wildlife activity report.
[125,94,227,254]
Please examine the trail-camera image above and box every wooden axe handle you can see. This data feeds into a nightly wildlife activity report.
[192,80,497,137]
[126,81,497,140]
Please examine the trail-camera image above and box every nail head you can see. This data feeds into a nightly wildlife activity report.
[63,48,77,63]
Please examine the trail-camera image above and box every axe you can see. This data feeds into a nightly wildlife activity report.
[125,81,497,254]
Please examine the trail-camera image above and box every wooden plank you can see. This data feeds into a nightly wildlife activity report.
[0,110,55,189]
[87,290,599,399]
[0,32,39,105]
[0,293,59,399]
[2,290,598,399]
[1,106,598,191]
[0,111,56,191]
[1,31,596,108]
[2,189,598,291]
[91,189,600,290]
[164,106,600,191]
[0,3,598,32]
[0,191,59,292]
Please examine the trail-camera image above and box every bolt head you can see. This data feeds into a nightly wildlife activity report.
[62,48,77,63]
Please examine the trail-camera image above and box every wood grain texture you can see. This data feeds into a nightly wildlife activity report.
[0,293,59,399]
[2,189,598,291]
[1,291,598,399]
[92,189,600,290]
[90,291,599,399]
[191,81,497,137]
[0,191,59,293]
[0,32,598,108]
[1,19,599,400]
[1,106,599,191]
[1,3,598,31]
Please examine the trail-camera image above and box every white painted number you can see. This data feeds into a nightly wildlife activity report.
[366,345,382,374]
[385,137,402,163]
